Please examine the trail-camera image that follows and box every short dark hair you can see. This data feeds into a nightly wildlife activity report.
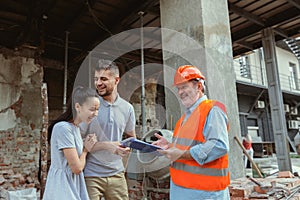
[95,59,119,77]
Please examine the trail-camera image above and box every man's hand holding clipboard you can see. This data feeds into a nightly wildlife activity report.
[121,137,164,153]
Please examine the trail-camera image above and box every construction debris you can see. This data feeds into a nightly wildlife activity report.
[230,173,300,199]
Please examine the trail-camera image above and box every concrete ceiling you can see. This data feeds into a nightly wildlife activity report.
[0,0,299,70]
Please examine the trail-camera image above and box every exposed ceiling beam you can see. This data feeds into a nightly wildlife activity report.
[234,41,254,50]
[37,57,64,70]
[45,41,82,52]
[15,0,57,48]
[265,7,300,27]
[72,0,158,65]
[286,0,300,10]
[232,7,300,42]
[0,10,27,22]
[88,40,161,60]
[119,51,162,64]
[0,18,22,29]
[233,41,263,57]
[147,6,160,16]
[228,2,265,26]
[0,1,28,21]
[233,24,300,57]
[15,0,36,47]
[273,28,289,38]
[56,1,91,37]
[122,0,158,28]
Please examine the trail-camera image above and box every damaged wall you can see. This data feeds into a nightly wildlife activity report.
[0,51,43,195]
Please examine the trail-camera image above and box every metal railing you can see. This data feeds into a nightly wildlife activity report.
[279,74,300,93]
[234,60,267,86]
[234,60,300,94]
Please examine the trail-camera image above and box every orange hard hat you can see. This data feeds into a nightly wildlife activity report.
[173,65,205,85]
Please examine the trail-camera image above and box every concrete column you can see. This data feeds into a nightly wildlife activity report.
[160,0,244,179]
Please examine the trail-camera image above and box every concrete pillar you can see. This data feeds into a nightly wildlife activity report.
[160,0,244,179]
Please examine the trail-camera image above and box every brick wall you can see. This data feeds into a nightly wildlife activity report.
[0,50,43,198]
[0,128,40,188]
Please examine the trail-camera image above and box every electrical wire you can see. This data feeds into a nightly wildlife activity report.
[85,0,112,36]
[85,0,130,70]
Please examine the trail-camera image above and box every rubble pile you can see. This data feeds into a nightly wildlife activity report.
[230,171,300,199]
[0,169,38,199]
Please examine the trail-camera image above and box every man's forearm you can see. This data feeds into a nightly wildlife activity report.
[91,141,117,152]
[126,130,136,138]
[179,150,193,160]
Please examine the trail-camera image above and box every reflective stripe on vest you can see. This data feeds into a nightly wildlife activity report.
[170,99,230,191]
[172,137,200,147]
[172,162,229,177]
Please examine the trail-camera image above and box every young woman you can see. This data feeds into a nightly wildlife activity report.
[43,86,100,200]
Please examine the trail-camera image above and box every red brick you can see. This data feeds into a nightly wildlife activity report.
[230,187,247,197]
[278,171,294,178]
[230,197,247,200]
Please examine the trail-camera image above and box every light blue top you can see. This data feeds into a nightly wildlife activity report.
[43,121,89,200]
[82,95,136,177]
[170,95,230,200]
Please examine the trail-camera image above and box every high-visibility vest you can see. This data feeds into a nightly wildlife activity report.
[170,99,230,191]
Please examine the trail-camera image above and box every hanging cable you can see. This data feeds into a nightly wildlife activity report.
[86,0,113,36]
[85,0,129,70]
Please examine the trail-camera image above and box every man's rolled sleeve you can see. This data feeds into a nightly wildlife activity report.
[189,106,229,165]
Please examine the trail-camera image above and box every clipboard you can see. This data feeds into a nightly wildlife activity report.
[121,137,163,153]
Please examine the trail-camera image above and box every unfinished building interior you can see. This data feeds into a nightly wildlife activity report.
[0,0,300,199]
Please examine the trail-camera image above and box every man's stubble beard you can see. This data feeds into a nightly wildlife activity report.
[96,88,112,97]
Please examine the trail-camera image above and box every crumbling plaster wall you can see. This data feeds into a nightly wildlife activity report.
[0,52,43,192]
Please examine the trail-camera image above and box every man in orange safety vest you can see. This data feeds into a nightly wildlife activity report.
[154,65,230,200]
